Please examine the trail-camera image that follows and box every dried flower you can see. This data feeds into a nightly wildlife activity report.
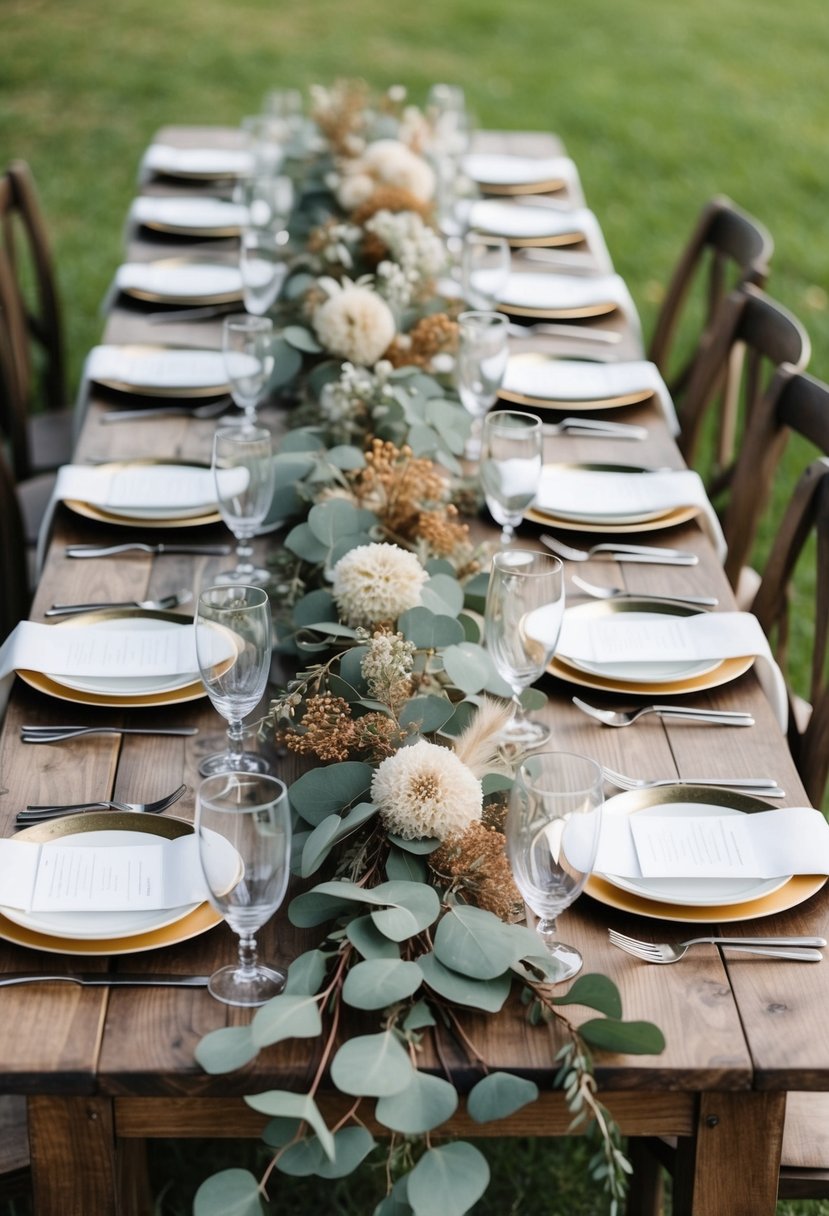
[312,281,396,367]
[284,693,357,762]
[361,629,416,711]
[385,313,458,370]
[371,739,482,840]
[336,139,435,210]
[332,542,428,628]
[429,820,524,921]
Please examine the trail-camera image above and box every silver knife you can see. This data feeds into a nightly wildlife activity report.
[65,543,232,558]
[0,973,209,988]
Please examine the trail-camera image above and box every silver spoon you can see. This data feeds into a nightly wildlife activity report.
[571,573,718,608]
[45,590,193,617]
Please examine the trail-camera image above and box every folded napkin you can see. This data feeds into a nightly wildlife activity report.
[504,358,678,434]
[127,195,248,235]
[586,805,829,880]
[558,609,787,729]
[462,153,585,205]
[0,833,228,913]
[139,143,253,183]
[54,463,219,513]
[498,272,642,336]
[470,200,591,241]
[86,345,230,393]
[115,260,243,303]
[534,467,726,559]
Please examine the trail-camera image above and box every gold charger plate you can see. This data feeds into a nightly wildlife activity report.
[550,597,755,696]
[63,458,221,528]
[498,299,617,320]
[92,344,231,399]
[482,179,568,196]
[586,786,826,924]
[499,354,653,411]
[139,215,242,238]
[119,257,243,306]
[17,608,208,709]
[524,462,700,533]
[2,813,221,955]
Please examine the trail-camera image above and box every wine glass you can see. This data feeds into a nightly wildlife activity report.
[506,751,603,980]
[236,174,295,234]
[240,114,285,177]
[195,584,273,777]
[481,410,543,544]
[212,425,276,586]
[456,310,509,460]
[197,771,291,1006]
[222,314,274,427]
[484,549,564,749]
[461,234,511,311]
[240,229,290,317]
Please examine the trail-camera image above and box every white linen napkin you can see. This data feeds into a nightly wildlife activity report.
[503,357,679,434]
[127,195,248,236]
[534,467,726,559]
[558,609,788,728]
[586,805,829,879]
[498,272,642,338]
[115,261,243,302]
[85,345,230,393]
[462,153,585,205]
[139,143,253,183]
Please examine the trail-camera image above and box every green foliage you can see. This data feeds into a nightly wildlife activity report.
[467,1073,540,1124]
[193,1169,265,1216]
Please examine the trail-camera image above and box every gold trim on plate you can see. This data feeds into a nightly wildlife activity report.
[498,299,617,319]
[63,458,221,528]
[482,179,567,196]
[91,344,231,399]
[119,257,243,306]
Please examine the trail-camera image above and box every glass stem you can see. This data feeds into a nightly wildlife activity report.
[234,536,255,576]
[500,524,514,544]
[226,717,246,766]
[236,931,259,978]
[536,917,558,946]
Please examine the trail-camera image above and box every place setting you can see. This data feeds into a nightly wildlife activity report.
[45,459,224,531]
[468,198,599,247]
[128,194,249,238]
[462,150,585,200]
[496,269,638,321]
[84,344,232,399]
[113,256,244,309]
[139,142,254,183]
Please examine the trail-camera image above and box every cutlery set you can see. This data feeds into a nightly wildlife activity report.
[542,418,648,440]
[16,783,187,825]
[21,725,198,743]
[99,398,229,423]
[608,930,826,965]
[45,589,193,616]
[541,534,698,565]
[65,542,231,558]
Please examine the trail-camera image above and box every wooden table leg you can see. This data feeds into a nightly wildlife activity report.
[673,1091,785,1216]
[29,1095,119,1216]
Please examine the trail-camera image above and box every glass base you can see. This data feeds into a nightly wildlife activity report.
[198,750,271,777]
[210,565,272,586]
[538,940,583,982]
[208,962,286,1007]
[500,715,550,748]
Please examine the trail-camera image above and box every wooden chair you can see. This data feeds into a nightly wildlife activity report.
[0,160,73,479]
[648,195,773,404]
[675,283,811,593]
[0,441,29,642]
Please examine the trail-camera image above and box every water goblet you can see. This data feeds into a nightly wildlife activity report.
[461,234,511,311]
[222,314,274,427]
[484,549,564,749]
[197,771,291,1006]
[240,229,290,317]
[481,410,543,544]
[236,173,295,234]
[241,114,285,177]
[212,425,275,586]
[194,584,273,777]
[456,309,510,460]
[506,751,603,980]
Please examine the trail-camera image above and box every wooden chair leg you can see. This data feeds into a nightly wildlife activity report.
[625,1137,665,1215]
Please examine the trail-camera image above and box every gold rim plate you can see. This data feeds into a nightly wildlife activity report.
[141,218,241,238]
[499,387,653,411]
[63,458,221,528]
[120,257,243,306]
[586,786,826,923]
[483,179,567,196]
[90,345,231,399]
[525,503,699,533]
[498,299,617,319]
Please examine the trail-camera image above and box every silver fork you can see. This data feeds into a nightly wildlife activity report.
[601,764,784,797]
[45,589,193,617]
[16,784,187,824]
[573,697,754,728]
[571,573,717,607]
[20,726,199,743]
[542,418,647,440]
[99,399,229,424]
[541,534,698,565]
[608,929,825,964]
[508,321,622,344]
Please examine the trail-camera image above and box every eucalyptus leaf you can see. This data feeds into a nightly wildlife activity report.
[284,521,329,563]
[194,1026,257,1075]
[375,1069,457,1134]
[398,606,465,649]
[420,573,465,618]
[579,1018,666,1055]
[193,1169,264,1216]
[346,915,401,960]
[466,1072,539,1123]
[462,571,490,613]
[385,845,428,883]
[300,814,340,878]
[244,1091,334,1161]
[481,772,514,795]
[407,1142,490,1216]
[519,686,547,711]
[438,701,478,737]
[285,949,329,996]
[458,612,481,643]
[261,1116,303,1148]
[424,558,456,576]
[387,833,442,855]
[338,645,369,692]
[369,880,441,941]
[399,694,455,733]
[403,999,436,1032]
[279,428,326,453]
[433,905,516,980]
[269,338,303,389]
[275,1137,327,1177]
[325,444,366,470]
[373,1176,413,1216]
[441,643,493,694]
[282,324,323,353]
[251,993,323,1050]
[308,499,375,544]
[552,973,624,1019]
[315,1126,377,1179]
[289,762,374,826]
[342,958,423,1010]
[417,952,511,1012]
[288,888,351,928]
[330,1031,414,1097]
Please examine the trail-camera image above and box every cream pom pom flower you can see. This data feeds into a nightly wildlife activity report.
[335,138,436,209]
[371,739,483,841]
[312,280,396,367]
[332,542,428,628]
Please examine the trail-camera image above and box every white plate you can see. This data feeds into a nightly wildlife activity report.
[131,196,248,235]
[143,144,253,180]
[46,613,198,699]
[469,199,584,241]
[558,606,721,684]
[600,798,791,907]
[116,259,243,305]
[463,152,572,188]
[498,272,623,316]
[88,346,230,397]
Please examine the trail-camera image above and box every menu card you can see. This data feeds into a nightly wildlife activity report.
[503,357,679,434]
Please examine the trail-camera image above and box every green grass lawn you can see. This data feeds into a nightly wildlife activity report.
[3,0,829,1210]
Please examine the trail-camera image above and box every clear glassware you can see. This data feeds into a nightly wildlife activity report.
[197,771,291,1006]
[461,233,511,311]
[484,549,564,749]
[240,229,290,317]
[240,114,285,177]
[456,310,510,460]
[212,425,275,585]
[506,751,604,980]
[222,314,274,427]
[481,410,544,544]
[427,83,474,162]
[235,174,295,234]
[262,87,304,143]
[194,584,273,778]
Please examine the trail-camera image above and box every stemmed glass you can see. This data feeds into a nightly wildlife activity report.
[484,549,564,749]
[222,314,274,428]
[195,584,273,777]
[240,229,290,317]
[456,310,509,460]
[212,425,275,586]
[236,174,295,235]
[197,771,291,1006]
[506,751,604,980]
[461,234,511,311]
[481,410,543,544]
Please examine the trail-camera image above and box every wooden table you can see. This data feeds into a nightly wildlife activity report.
[2,126,828,1216]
